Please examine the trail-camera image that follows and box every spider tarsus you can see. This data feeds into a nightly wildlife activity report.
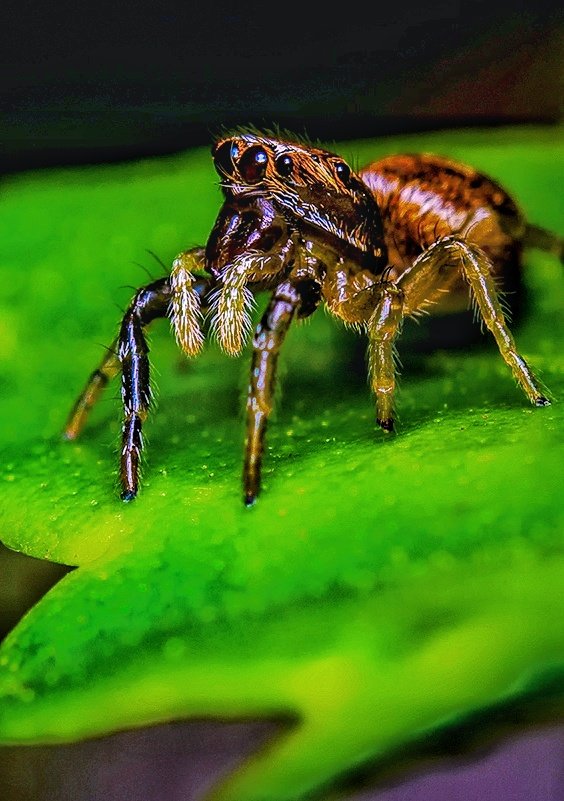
[244,491,258,507]
[377,417,395,432]
[534,395,551,407]
[120,489,137,502]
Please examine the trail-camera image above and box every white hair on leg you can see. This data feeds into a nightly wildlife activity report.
[208,253,262,356]
[169,252,205,357]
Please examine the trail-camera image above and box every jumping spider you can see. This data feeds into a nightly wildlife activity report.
[64,131,561,505]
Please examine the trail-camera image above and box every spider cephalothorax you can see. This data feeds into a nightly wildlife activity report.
[65,131,559,505]
[213,133,387,265]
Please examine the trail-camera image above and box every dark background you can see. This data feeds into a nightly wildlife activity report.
[1,0,562,175]
[1,1,563,799]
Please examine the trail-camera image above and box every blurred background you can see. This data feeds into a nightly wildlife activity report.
[1,0,563,799]
[1,0,562,174]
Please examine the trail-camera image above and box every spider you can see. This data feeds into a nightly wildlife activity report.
[64,131,561,505]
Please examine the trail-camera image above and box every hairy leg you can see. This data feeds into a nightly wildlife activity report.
[243,280,319,505]
[208,236,296,356]
[169,247,208,356]
[64,278,172,446]
[64,248,210,443]
[64,277,172,502]
[117,279,176,500]
[367,285,404,432]
[398,236,550,406]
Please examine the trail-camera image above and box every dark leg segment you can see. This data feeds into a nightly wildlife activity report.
[64,277,173,502]
[117,279,172,500]
[118,313,151,500]
[243,280,310,506]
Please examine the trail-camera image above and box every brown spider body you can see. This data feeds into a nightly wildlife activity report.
[64,131,560,505]
[362,153,524,312]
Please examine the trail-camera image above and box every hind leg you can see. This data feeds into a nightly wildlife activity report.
[367,236,549,433]
[397,236,549,406]
[64,344,121,440]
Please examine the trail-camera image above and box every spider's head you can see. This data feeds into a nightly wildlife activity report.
[212,132,386,267]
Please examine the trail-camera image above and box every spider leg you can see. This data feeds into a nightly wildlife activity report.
[118,272,213,501]
[243,279,320,506]
[169,247,207,356]
[64,243,209,442]
[63,277,176,446]
[397,236,550,406]
[116,278,173,500]
[63,341,121,440]
[65,238,212,500]
[367,285,404,432]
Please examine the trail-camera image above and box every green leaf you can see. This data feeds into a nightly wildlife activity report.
[0,127,563,801]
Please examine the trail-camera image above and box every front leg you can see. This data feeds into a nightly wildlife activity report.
[65,246,208,442]
[243,280,320,506]
[117,280,173,500]
[63,277,172,442]
[119,268,214,500]
[169,246,208,356]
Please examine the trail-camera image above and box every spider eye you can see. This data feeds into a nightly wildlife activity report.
[238,146,268,183]
[334,160,351,184]
[213,139,239,178]
[275,153,293,177]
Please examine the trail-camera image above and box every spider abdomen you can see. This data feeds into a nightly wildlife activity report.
[360,154,525,312]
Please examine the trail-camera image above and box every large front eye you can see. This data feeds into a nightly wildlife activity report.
[213,140,239,177]
[238,145,268,183]
[334,160,351,185]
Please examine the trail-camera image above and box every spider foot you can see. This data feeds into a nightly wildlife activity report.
[534,395,551,407]
[377,417,395,433]
[244,490,258,508]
